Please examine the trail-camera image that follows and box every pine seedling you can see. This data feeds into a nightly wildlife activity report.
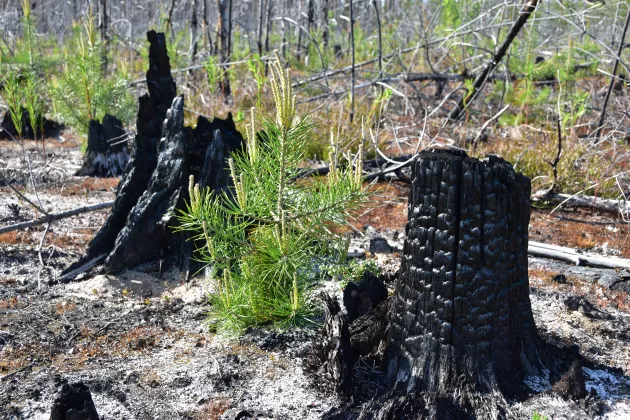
[23,71,46,153]
[21,0,36,68]
[2,71,25,141]
[177,51,371,334]
[48,15,134,138]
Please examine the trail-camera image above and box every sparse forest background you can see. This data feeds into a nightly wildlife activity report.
[1,0,630,199]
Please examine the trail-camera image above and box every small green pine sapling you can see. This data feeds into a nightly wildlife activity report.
[48,14,134,138]
[21,0,36,69]
[23,71,47,155]
[2,71,25,142]
[204,55,221,92]
[177,52,371,334]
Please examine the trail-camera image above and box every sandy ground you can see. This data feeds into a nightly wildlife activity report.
[1,137,630,419]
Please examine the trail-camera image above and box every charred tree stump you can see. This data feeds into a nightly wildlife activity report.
[0,107,62,140]
[75,114,129,177]
[62,31,243,281]
[50,382,99,420]
[379,148,545,415]
[321,294,354,396]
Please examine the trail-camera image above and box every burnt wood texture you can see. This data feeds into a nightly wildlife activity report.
[75,114,129,177]
[62,30,243,280]
[386,148,544,398]
[321,294,354,395]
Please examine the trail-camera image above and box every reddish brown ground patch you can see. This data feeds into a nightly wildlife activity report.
[529,208,630,258]
[351,182,409,232]
[59,177,120,197]
[529,265,630,312]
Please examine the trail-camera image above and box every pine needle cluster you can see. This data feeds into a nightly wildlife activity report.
[48,16,135,137]
[177,52,371,334]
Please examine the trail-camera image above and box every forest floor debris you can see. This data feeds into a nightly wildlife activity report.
[1,138,629,419]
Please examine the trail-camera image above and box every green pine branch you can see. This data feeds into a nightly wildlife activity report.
[176,51,371,334]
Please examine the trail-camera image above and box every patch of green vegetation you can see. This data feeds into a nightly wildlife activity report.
[322,258,382,287]
[177,53,371,334]
[48,16,135,138]
[2,70,25,141]
[476,134,619,199]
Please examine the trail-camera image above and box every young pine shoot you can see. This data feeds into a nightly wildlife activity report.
[177,52,371,334]
[2,71,25,142]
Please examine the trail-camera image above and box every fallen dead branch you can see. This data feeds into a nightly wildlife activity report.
[0,201,114,235]
[448,0,540,121]
[56,253,107,283]
[532,191,630,216]
[294,154,416,180]
[528,241,630,270]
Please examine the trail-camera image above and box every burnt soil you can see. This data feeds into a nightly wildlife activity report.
[1,138,630,419]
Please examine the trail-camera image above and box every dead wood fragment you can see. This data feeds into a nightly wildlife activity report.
[448,0,540,121]
[552,359,587,402]
[596,7,630,140]
[531,190,630,216]
[75,114,129,177]
[49,381,99,420]
[348,299,389,357]
[57,254,107,284]
[0,201,114,235]
[528,241,630,270]
[321,293,354,396]
[343,272,388,324]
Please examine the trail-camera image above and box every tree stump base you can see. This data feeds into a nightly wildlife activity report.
[75,114,129,177]
[386,149,543,399]
[321,149,557,419]
[62,31,243,281]
[0,107,62,141]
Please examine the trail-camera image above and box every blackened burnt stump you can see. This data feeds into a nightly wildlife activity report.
[75,114,129,177]
[386,149,545,404]
[62,30,243,281]
[49,382,99,420]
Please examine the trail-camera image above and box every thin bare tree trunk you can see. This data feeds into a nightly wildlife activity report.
[100,0,109,72]
[596,7,630,141]
[190,0,199,63]
[349,0,355,122]
[322,0,330,51]
[228,0,233,58]
[265,0,273,53]
[257,0,265,56]
[296,0,304,63]
[166,0,177,39]
[216,0,232,102]
[203,0,213,54]
[281,0,287,60]
[305,0,315,64]
[372,0,382,77]
[307,0,314,31]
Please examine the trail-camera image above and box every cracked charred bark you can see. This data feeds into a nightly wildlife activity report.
[75,115,129,177]
[385,149,544,402]
[62,31,243,281]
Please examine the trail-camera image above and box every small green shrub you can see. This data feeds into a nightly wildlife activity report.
[177,52,371,334]
[2,70,24,140]
[48,16,135,137]
[322,258,381,287]
[23,71,46,142]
